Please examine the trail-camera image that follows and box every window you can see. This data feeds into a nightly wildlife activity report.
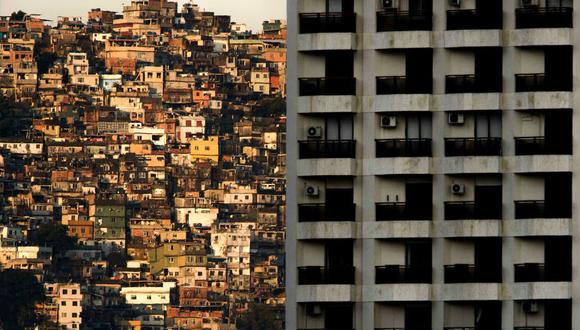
[61,301,66,306]
[72,301,78,306]
[72,289,77,294]
[72,313,78,318]
[62,289,68,294]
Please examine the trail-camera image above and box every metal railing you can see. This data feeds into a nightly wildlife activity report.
[444,201,502,220]
[447,9,503,30]
[444,138,502,157]
[375,265,432,284]
[376,10,432,31]
[375,139,432,158]
[514,263,571,282]
[299,77,356,96]
[515,73,572,92]
[376,76,432,94]
[298,266,355,285]
[298,203,356,222]
[444,264,502,283]
[376,202,432,221]
[515,7,573,29]
[514,200,571,219]
[299,12,357,33]
[445,74,502,93]
[299,140,356,159]
[514,136,572,155]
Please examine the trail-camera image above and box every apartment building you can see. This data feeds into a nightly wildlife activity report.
[287,0,577,329]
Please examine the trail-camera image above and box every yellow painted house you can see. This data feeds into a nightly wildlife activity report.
[189,136,219,163]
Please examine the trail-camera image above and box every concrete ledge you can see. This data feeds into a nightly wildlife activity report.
[298,33,357,51]
[442,156,502,174]
[504,218,572,237]
[298,159,357,176]
[365,157,431,176]
[298,95,358,113]
[296,284,354,302]
[511,282,571,300]
[434,93,502,111]
[443,283,502,301]
[374,94,432,112]
[363,221,432,239]
[444,30,503,48]
[439,220,502,238]
[508,155,572,173]
[297,222,358,240]
[364,284,431,301]
[508,28,572,47]
[510,92,572,110]
[368,31,432,49]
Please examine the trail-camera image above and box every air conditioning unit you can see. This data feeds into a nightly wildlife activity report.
[448,113,465,125]
[521,0,539,7]
[307,126,323,139]
[306,303,323,316]
[449,0,461,7]
[451,183,465,195]
[305,185,320,197]
[523,301,539,313]
[381,115,397,128]
[383,0,397,9]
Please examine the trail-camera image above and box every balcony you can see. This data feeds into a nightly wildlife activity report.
[514,263,571,282]
[375,265,432,284]
[376,202,432,221]
[376,10,432,32]
[444,264,501,283]
[299,12,356,34]
[376,139,432,158]
[445,75,502,93]
[376,76,432,94]
[515,74,572,92]
[299,77,356,96]
[299,140,356,159]
[515,201,571,219]
[444,202,502,220]
[514,137,572,155]
[298,204,356,222]
[298,266,355,285]
[446,10,502,30]
[515,7,573,29]
[444,138,502,157]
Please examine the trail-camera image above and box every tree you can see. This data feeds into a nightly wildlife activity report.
[237,304,283,330]
[10,10,27,22]
[33,223,77,256]
[0,269,46,329]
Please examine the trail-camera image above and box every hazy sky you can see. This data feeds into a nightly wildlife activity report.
[0,0,286,31]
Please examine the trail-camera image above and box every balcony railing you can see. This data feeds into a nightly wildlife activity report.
[299,12,357,34]
[444,264,502,283]
[299,140,356,159]
[444,201,502,220]
[444,138,502,157]
[375,139,432,158]
[298,203,356,222]
[376,202,432,221]
[514,263,571,282]
[376,76,432,94]
[514,137,572,155]
[376,10,432,32]
[375,265,432,284]
[445,75,502,93]
[514,200,571,219]
[299,77,356,96]
[447,10,503,30]
[298,266,355,285]
[515,7,573,29]
[515,74,572,92]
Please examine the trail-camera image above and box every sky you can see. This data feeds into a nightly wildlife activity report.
[0,0,286,32]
